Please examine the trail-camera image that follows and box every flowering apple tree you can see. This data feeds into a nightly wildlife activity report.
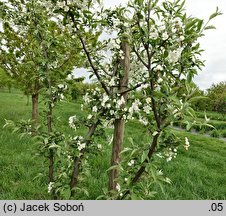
[41,0,221,199]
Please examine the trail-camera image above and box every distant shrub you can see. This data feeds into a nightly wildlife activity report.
[69,82,98,101]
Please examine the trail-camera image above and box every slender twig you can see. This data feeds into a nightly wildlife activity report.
[133,47,149,68]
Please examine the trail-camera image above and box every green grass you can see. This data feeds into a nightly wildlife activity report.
[0,91,226,199]
[153,130,226,199]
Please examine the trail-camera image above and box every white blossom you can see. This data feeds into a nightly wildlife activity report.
[117,96,125,108]
[83,93,90,104]
[58,84,64,88]
[179,35,185,41]
[168,48,183,63]
[141,83,149,89]
[97,144,102,149]
[59,93,64,100]
[162,32,168,40]
[92,106,98,112]
[174,17,183,28]
[78,142,86,151]
[166,156,172,162]
[143,105,152,114]
[139,117,149,126]
[116,183,121,192]
[130,99,141,113]
[152,131,158,136]
[155,65,163,71]
[87,114,92,120]
[69,115,77,129]
[157,78,163,83]
[48,182,54,193]
[101,93,109,106]
[184,137,190,150]
[150,32,158,39]
[109,78,116,86]
[158,25,166,31]
[110,110,115,116]
[146,97,152,104]
[128,159,135,166]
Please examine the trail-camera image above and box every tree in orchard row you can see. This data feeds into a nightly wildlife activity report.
[0,0,85,197]
[45,0,220,199]
[0,0,81,131]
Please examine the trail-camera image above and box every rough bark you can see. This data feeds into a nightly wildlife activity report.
[108,40,130,191]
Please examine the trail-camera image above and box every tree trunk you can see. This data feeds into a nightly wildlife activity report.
[47,102,54,183]
[26,94,30,106]
[32,94,39,121]
[108,39,130,191]
[31,93,39,135]
[109,119,125,190]
[31,79,40,135]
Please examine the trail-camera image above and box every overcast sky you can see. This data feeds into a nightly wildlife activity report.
[76,0,226,90]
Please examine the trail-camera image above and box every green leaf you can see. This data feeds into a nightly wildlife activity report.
[204,25,216,30]
[120,147,132,155]
[187,72,193,83]
[186,121,192,131]
[197,19,203,31]
[106,165,119,172]
[185,19,198,31]
[209,7,221,20]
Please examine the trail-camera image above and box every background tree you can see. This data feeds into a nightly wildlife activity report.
[206,81,226,115]
[0,0,81,130]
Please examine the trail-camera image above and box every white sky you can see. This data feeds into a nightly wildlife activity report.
[76,0,226,90]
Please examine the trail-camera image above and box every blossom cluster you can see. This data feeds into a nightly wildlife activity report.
[156,147,178,162]
[72,136,86,152]
[68,115,77,130]
[184,137,190,150]
[82,87,154,125]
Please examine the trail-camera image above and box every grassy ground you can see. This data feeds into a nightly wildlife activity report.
[0,90,226,199]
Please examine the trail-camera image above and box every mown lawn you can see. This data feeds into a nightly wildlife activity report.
[0,90,226,199]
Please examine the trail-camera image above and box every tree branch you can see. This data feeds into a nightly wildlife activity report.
[119,132,160,199]
[133,47,149,68]
[69,12,110,95]
[70,120,100,192]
